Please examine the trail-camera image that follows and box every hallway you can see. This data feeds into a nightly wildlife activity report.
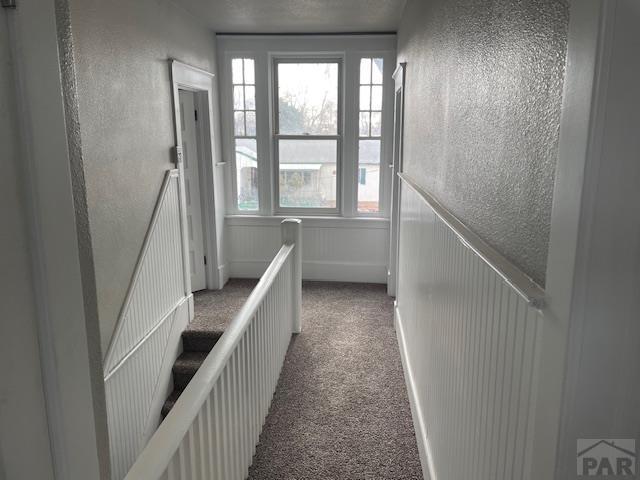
[247,282,422,479]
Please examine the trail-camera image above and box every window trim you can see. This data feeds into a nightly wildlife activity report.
[271,55,344,216]
[228,55,261,213]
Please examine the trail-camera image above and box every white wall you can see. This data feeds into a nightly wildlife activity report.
[2,1,109,478]
[0,10,55,479]
[553,1,640,478]
[225,217,389,283]
[69,0,223,353]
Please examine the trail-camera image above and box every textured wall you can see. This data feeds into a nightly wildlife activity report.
[397,0,569,285]
[69,0,219,353]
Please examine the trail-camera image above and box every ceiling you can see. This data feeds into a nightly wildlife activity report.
[176,0,407,33]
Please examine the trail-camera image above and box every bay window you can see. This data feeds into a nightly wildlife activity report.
[221,36,394,218]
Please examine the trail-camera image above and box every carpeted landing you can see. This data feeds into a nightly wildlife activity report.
[247,281,423,480]
[161,280,256,416]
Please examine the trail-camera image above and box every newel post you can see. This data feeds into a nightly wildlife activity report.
[281,218,302,333]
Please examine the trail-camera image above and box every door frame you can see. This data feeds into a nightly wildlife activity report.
[387,62,406,296]
[170,59,223,299]
[178,88,208,292]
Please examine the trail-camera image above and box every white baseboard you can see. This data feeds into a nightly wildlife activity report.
[218,263,229,287]
[229,259,387,283]
[395,304,436,480]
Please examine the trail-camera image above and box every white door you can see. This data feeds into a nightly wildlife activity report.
[179,90,207,292]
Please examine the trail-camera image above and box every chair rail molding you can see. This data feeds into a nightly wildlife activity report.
[395,177,545,480]
[103,169,192,480]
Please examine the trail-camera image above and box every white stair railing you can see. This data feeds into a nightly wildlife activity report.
[123,218,302,480]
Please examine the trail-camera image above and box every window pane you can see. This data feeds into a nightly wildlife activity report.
[370,111,382,136]
[358,139,381,213]
[234,111,245,136]
[278,139,337,208]
[233,86,244,110]
[371,85,383,110]
[372,58,384,84]
[360,58,371,84]
[243,58,255,84]
[245,111,256,136]
[244,86,255,109]
[359,111,370,137]
[235,139,258,211]
[232,58,243,84]
[277,62,339,135]
[359,85,371,111]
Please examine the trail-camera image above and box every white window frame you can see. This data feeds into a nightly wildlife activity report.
[218,35,396,219]
[355,55,386,217]
[227,55,261,213]
[272,55,344,216]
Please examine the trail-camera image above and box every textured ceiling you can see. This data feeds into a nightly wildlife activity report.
[175,0,406,33]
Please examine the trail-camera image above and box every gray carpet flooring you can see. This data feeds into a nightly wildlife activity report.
[246,281,423,480]
[190,279,257,333]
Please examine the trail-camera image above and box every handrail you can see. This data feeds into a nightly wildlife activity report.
[124,242,295,479]
[398,172,545,308]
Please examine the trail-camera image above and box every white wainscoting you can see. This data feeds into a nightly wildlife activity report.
[396,176,546,480]
[225,216,389,283]
[103,170,190,480]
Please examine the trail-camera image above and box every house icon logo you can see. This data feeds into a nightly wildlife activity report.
[577,439,637,476]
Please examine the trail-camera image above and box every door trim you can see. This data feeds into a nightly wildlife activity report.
[387,62,406,296]
[170,59,223,299]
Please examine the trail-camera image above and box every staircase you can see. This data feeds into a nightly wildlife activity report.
[161,279,257,418]
[161,330,223,417]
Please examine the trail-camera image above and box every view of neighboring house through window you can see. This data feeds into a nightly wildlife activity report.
[358,58,383,213]
[275,60,340,210]
[232,58,259,211]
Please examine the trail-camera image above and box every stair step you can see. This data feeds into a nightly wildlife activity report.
[161,389,182,418]
[172,351,209,390]
[181,329,224,353]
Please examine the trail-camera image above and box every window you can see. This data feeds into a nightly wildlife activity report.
[357,58,383,213]
[222,38,392,217]
[232,58,258,211]
[275,60,340,211]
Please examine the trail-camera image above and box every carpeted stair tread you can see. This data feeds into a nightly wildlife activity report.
[159,279,257,422]
[172,351,208,389]
[181,329,225,352]
[161,389,182,418]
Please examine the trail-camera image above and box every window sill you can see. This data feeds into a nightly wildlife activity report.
[225,214,390,229]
